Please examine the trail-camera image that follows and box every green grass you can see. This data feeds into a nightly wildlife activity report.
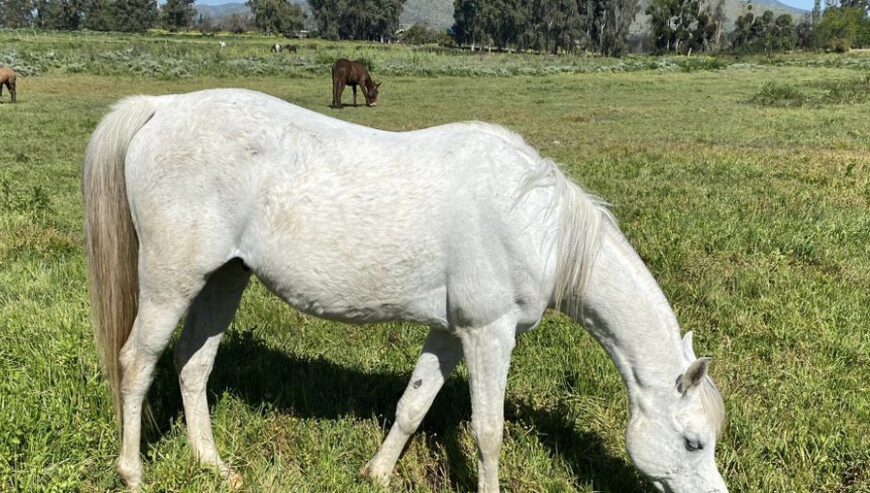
[0,32,869,493]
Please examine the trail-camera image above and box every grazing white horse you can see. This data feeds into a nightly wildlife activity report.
[83,89,728,493]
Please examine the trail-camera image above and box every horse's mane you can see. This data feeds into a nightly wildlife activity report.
[453,122,726,437]
[455,121,612,315]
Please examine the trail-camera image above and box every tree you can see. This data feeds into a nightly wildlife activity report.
[453,0,488,49]
[161,0,196,31]
[647,0,723,54]
[732,9,797,53]
[815,1,869,49]
[112,0,157,31]
[0,0,34,27]
[796,15,815,47]
[309,0,404,41]
[595,0,640,55]
[81,0,111,30]
[246,0,304,35]
[647,0,679,52]
[33,0,82,30]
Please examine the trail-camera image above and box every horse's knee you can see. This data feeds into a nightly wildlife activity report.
[472,417,504,457]
[395,397,427,435]
[177,362,210,395]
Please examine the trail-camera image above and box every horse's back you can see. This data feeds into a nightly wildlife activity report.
[122,89,557,328]
[332,58,368,84]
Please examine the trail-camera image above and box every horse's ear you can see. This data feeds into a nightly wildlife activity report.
[376,81,382,88]
[678,357,711,395]
[681,331,697,361]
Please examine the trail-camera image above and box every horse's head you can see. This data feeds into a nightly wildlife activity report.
[365,81,381,107]
[625,333,728,493]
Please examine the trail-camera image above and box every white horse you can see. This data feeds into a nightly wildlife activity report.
[83,88,727,493]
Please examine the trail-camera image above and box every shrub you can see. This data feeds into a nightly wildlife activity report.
[747,81,808,107]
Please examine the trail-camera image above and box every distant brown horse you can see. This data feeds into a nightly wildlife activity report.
[331,59,380,108]
[0,67,16,103]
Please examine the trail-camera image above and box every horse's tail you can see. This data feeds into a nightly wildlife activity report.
[83,96,157,427]
[551,168,611,320]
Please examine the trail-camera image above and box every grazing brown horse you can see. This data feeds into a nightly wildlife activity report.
[331,58,380,108]
[0,67,16,103]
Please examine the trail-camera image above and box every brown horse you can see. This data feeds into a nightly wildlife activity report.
[331,59,380,108]
[0,67,16,103]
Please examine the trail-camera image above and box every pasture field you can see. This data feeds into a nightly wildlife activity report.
[1,31,869,493]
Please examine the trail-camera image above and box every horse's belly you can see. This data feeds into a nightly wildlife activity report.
[273,281,448,328]
[247,244,449,327]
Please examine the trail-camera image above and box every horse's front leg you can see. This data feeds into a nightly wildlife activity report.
[352,85,358,106]
[361,328,462,487]
[460,313,517,493]
[174,260,250,489]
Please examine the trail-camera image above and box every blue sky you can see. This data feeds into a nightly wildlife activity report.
[191,0,814,12]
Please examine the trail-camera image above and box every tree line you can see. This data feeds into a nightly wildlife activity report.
[453,0,869,54]
[1,0,868,53]
[0,0,403,39]
[0,0,193,31]
[453,0,639,56]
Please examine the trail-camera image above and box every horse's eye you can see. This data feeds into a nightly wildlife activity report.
[685,438,704,452]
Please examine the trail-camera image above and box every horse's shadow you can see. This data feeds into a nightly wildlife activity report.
[147,329,651,492]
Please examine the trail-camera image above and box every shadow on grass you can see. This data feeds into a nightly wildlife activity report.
[146,329,650,493]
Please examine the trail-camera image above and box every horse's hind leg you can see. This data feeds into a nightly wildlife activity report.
[117,273,206,488]
[361,328,462,486]
[174,259,250,487]
[9,80,15,103]
[333,81,345,108]
[460,313,518,493]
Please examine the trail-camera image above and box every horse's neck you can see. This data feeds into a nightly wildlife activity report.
[576,222,687,404]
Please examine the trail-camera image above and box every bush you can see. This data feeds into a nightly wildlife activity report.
[747,81,808,107]
[827,39,851,53]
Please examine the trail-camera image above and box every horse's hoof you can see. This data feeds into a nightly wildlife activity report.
[359,461,390,488]
[117,457,143,491]
[226,469,244,490]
